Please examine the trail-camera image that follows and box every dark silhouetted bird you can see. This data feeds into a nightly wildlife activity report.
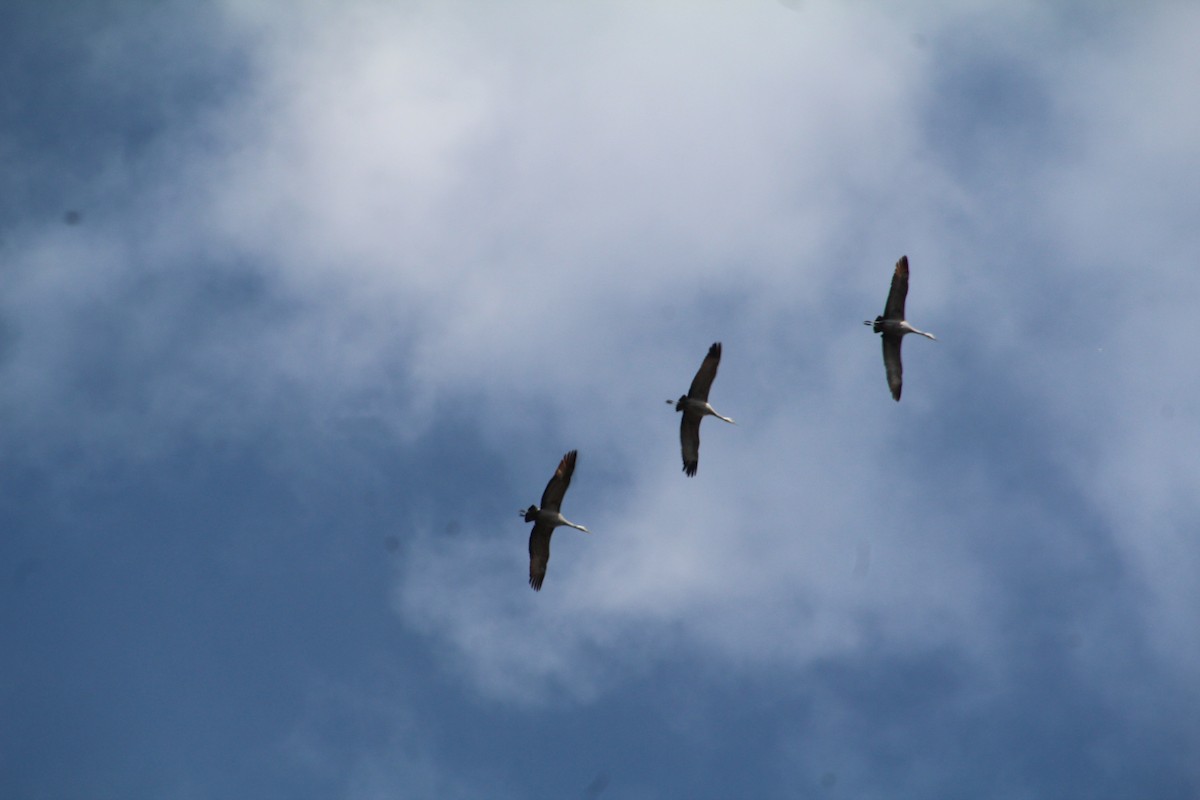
[667,343,735,476]
[521,450,589,591]
[864,256,936,401]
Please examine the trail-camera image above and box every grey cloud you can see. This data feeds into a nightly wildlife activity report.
[4,1,1200,797]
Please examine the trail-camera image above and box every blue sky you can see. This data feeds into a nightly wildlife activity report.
[3,1,1199,797]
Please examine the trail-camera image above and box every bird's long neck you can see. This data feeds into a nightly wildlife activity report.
[702,402,734,424]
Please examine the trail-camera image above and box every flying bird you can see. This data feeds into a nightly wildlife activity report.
[667,342,735,477]
[521,450,589,591]
[864,255,936,401]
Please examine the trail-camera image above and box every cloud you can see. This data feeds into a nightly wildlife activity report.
[12,0,1197,688]
[1030,7,1200,681]
[4,1,1200,794]
[376,1,1200,719]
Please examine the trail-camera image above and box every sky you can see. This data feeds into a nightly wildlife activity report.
[2,0,1199,797]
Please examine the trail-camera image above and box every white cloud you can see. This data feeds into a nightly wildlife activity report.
[6,0,1198,719]
[1025,3,1200,679]
[380,2,1200,705]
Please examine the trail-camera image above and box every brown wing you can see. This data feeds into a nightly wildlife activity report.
[687,342,722,401]
[680,411,702,476]
[882,334,903,401]
[528,522,552,591]
[883,256,909,320]
[539,450,577,512]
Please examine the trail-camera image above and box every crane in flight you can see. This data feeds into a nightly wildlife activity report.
[864,256,936,401]
[521,450,589,591]
[668,342,735,477]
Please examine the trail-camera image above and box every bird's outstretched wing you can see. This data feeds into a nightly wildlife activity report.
[528,523,552,591]
[687,342,722,402]
[882,334,904,401]
[540,450,577,512]
[680,412,701,476]
[883,256,909,320]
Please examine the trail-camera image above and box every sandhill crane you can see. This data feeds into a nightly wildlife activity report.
[667,342,735,477]
[864,256,936,401]
[521,450,589,591]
